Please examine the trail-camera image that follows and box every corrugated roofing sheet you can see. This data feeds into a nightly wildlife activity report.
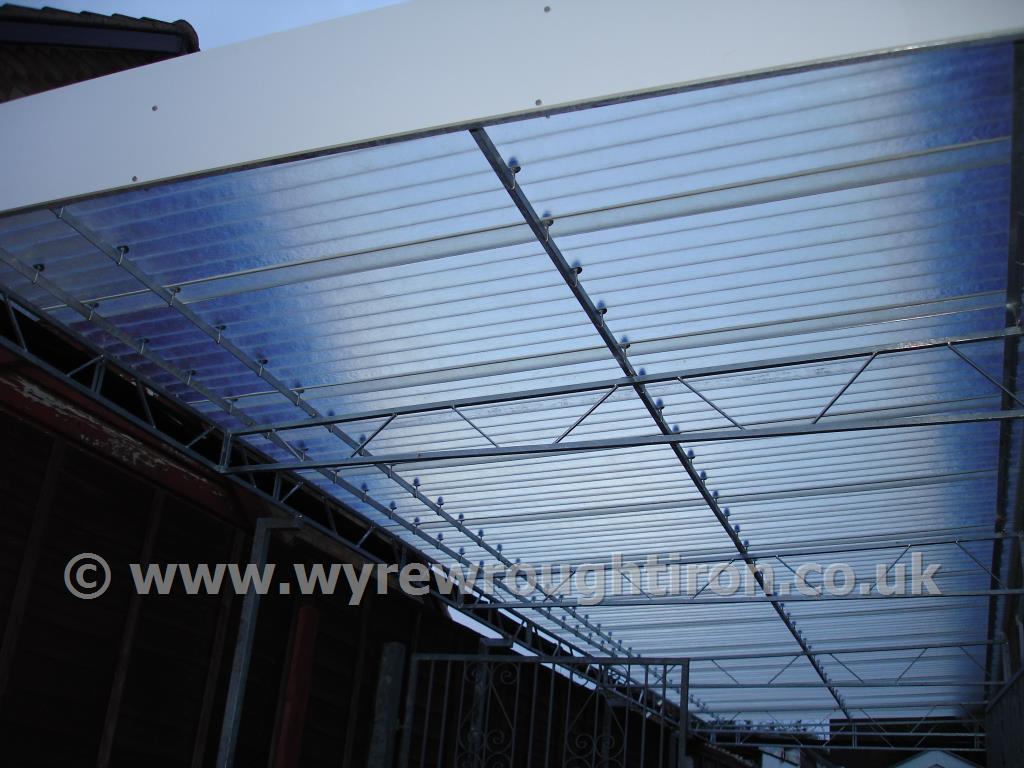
[0,40,1019,731]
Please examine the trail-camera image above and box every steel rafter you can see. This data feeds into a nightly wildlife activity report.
[471,126,854,719]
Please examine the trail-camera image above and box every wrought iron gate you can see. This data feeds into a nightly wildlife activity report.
[397,654,690,768]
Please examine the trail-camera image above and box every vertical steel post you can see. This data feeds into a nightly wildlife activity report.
[368,642,408,768]
[677,661,689,768]
[215,517,300,768]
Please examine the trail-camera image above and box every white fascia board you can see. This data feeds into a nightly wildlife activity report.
[2,0,1023,214]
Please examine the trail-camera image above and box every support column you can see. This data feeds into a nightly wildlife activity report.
[677,661,690,768]
[215,517,300,768]
[367,642,407,768]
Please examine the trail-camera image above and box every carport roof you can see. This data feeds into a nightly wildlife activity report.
[0,23,1021,743]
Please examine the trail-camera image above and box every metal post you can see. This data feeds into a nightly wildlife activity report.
[367,642,407,768]
[215,517,301,768]
[677,661,689,768]
[396,653,420,768]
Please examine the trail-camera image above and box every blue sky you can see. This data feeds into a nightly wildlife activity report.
[25,0,404,48]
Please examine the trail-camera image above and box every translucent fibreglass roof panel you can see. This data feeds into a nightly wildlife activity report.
[0,40,1018,728]
[486,45,1012,214]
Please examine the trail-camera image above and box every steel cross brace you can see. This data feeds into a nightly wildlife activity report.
[471,126,854,718]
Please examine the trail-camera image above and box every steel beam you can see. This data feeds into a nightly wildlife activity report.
[229,327,1021,437]
[224,409,1024,473]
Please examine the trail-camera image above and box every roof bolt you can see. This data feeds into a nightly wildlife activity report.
[31,263,44,272]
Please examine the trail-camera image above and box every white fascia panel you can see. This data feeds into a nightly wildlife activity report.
[2,0,1023,214]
